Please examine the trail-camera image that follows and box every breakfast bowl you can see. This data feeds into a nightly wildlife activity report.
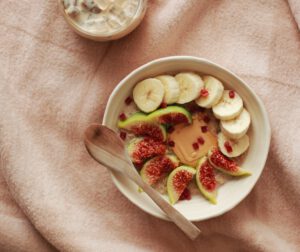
[103,56,271,221]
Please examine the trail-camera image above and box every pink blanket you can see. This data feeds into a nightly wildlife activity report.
[1,0,300,251]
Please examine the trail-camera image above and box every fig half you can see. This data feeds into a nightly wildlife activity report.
[167,165,196,204]
[148,106,192,125]
[208,147,251,176]
[127,137,166,165]
[195,156,217,204]
[140,155,180,186]
[118,112,167,142]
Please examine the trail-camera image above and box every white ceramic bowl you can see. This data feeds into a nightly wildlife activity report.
[103,56,271,221]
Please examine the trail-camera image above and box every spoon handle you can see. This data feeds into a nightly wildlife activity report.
[123,161,201,240]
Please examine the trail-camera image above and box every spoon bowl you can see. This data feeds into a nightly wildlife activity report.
[85,124,128,173]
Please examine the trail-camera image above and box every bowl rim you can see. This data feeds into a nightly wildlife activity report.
[103,55,271,221]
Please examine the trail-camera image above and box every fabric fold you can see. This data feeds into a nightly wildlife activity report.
[0,0,299,251]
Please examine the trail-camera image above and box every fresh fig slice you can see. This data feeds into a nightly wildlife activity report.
[148,106,192,125]
[167,166,196,204]
[140,155,180,186]
[195,157,217,204]
[127,137,166,165]
[208,147,251,176]
[118,112,167,142]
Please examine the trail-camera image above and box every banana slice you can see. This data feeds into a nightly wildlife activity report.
[221,108,251,139]
[175,73,204,104]
[195,76,224,108]
[133,78,165,113]
[218,132,249,157]
[156,75,180,104]
[212,90,243,120]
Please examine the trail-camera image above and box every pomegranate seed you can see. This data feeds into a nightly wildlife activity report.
[160,102,167,108]
[192,142,199,150]
[179,188,191,200]
[134,163,143,170]
[168,140,175,147]
[125,96,132,105]
[201,126,208,133]
[198,137,205,145]
[119,132,127,140]
[224,141,233,153]
[200,88,209,97]
[167,125,175,133]
[229,90,235,99]
[119,113,127,121]
[203,115,210,123]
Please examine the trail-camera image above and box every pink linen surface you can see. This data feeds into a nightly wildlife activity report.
[0,0,300,251]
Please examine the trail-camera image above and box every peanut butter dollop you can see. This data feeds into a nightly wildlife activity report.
[169,113,218,167]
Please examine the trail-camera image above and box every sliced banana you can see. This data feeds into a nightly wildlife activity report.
[156,75,180,104]
[218,132,249,157]
[221,108,251,139]
[195,76,224,108]
[175,72,204,104]
[212,90,243,120]
[133,78,165,113]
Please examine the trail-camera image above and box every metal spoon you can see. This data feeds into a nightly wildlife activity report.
[84,124,201,240]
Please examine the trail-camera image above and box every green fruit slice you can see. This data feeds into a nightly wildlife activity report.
[118,112,167,142]
[148,106,192,124]
[167,166,196,204]
[140,155,180,186]
[127,137,167,165]
[195,157,217,204]
[208,148,251,176]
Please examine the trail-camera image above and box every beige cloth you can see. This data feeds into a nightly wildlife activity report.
[289,0,300,29]
[0,0,300,251]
